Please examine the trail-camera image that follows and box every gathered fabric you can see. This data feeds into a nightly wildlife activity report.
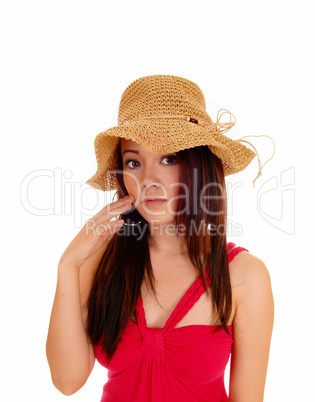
[94,242,248,401]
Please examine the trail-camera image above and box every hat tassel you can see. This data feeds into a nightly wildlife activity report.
[236,135,276,188]
[215,109,236,134]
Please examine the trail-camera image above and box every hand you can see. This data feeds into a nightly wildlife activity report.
[59,195,134,269]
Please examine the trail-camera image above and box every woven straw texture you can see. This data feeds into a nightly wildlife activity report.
[86,75,256,191]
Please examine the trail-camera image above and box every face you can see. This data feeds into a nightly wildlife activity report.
[120,138,181,226]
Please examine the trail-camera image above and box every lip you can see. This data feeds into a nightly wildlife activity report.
[142,199,167,206]
[141,196,167,202]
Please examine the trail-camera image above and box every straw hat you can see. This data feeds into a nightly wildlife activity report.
[86,75,274,191]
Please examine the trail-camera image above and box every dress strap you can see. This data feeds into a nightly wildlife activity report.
[135,244,248,336]
[227,241,249,263]
[134,293,147,337]
[162,267,211,336]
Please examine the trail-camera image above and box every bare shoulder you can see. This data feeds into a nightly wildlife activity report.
[229,249,272,291]
[228,249,273,316]
[228,250,274,399]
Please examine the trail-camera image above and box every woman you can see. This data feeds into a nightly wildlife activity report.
[46,75,274,401]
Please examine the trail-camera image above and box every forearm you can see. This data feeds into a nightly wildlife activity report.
[46,263,93,395]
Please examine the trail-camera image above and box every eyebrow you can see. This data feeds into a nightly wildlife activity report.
[122,149,177,156]
[122,149,139,155]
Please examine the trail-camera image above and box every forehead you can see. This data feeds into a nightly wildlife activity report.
[120,138,141,150]
[120,138,162,157]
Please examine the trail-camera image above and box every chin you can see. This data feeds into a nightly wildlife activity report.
[146,216,178,230]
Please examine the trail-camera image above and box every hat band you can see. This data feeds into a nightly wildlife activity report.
[119,109,236,134]
[119,114,199,124]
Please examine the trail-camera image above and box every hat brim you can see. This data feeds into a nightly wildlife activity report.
[86,118,256,191]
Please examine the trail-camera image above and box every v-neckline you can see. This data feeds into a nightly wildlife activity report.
[136,265,211,332]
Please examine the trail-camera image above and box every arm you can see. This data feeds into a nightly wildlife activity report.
[46,241,108,395]
[229,253,274,402]
[46,196,132,394]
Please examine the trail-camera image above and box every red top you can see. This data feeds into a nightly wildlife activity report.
[94,242,248,401]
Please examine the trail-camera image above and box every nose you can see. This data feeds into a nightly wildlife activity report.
[141,173,164,195]
[140,167,162,193]
[142,181,161,193]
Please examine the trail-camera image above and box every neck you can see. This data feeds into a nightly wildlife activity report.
[147,223,188,256]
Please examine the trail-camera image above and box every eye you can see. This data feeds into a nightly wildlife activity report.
[162,155,177,165]
[124,155,177,169]
[124,160,140,169]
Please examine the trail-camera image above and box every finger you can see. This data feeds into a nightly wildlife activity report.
[111,195,134,206]
[92,196,133,220]
[104,200,134,216]
[92,219,125,237]
[87,203,132,230]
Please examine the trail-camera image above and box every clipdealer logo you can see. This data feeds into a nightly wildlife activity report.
[20,166,295,235]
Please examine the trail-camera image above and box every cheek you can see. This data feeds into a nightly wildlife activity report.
[168,170,181,195]
[123,173,138,196]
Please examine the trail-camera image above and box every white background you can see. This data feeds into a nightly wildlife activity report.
[1,0,313,400]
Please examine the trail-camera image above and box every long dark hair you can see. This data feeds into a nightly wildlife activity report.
[86,141,231,363]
